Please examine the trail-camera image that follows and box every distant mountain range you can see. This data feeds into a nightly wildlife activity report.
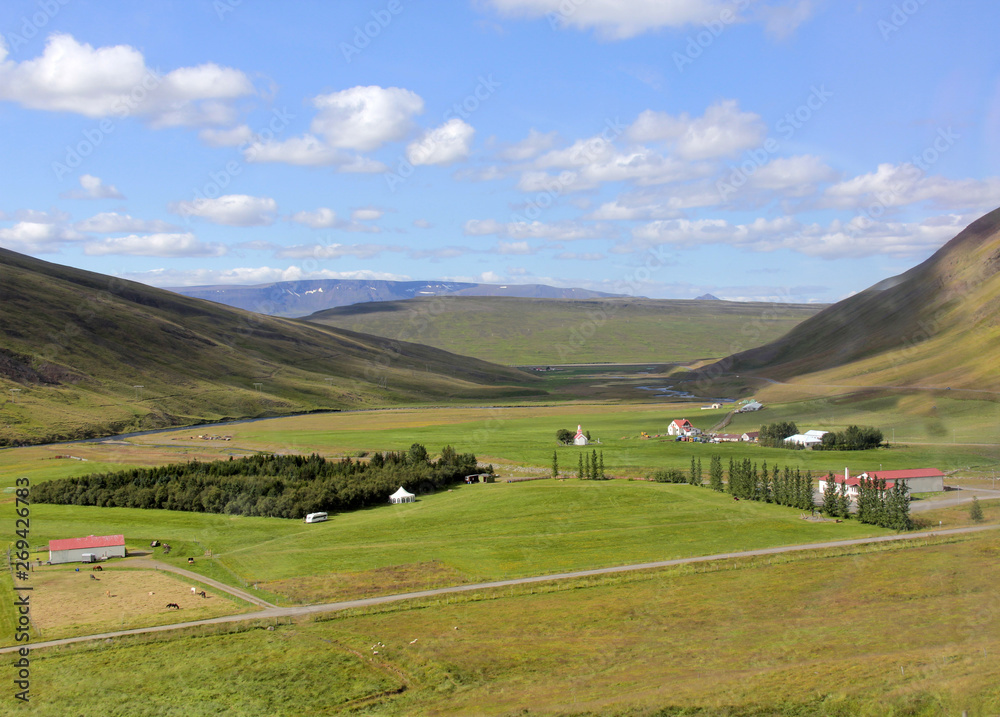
[699,206,1000,391]
[169,280,629,317]
[0,249,541,445]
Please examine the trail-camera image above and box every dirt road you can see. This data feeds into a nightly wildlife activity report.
[4,524,996,655]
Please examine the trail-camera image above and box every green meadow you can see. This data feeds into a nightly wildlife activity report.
[23,479,890,607]
[15,531,1000,716]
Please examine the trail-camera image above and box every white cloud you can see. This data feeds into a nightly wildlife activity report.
[759,0,818,40]
[351,208,384,221]
[0,221,83,252]
[496,128,559,161]
[464,218,609,241]
[128,266,410,288]
[485,0,740,39]
[60,174,124,200]
[170,195,277,227]
[413,218,432,228]
[626,101,767,161]
[407,118,475,166]
[84,233,227,257]
[0,33,254,127]
[275,243,399,260]
[496,241,535,255]
[244,134,351,167]
[749,155,839,193]
[311,85,424,152]
[624,212,972,260]
[821,163,1000,212]
[289,208,338,229]
[75,212,179,233]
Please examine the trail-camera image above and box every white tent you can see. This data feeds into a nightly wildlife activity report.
[389,486,415,504]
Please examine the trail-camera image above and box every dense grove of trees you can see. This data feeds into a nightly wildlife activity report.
[725,458,816,509]
[819,472,912,529]
[854,475,912,530]
[757,422,799,448]
[577,449,607,479]
[31,444,478,519]
[817,425,885,451]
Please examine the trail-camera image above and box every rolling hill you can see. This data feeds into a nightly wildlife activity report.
[696,207,1000,391]
[0,249,543,445]
[169,279,626,317]
[304,296,824,365]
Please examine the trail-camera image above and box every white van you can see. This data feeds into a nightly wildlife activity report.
[304,512,328,523]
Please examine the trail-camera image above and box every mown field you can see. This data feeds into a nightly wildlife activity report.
[13,530,1000,716]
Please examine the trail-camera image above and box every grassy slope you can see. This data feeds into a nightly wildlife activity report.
[304,296,823,365]
[0,249,542,444]
[19,532,1000,716]
[698,206,1000,391]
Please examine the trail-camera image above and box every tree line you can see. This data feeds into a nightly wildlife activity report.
[31,444,479,519]
[821,472,911,529]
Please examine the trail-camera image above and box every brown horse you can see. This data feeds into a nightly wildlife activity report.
[165,603,180,609]
[92,565,103,571]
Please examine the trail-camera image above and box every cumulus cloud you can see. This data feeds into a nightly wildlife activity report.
[0,220,83,253]
[288,208,339,229]
[311,85,424,152]
[170,195,277,227]
[60,174,124,200]
[0,33,254,127]
[406,118,475,166]
[75,212,179,233]
[84,233,227,257]
[821,163,1000,212]
[627,100,767,160]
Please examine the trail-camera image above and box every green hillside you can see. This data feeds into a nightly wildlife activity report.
[304,296,823,365]
[0,249,542,445]
[697,207,1000,392]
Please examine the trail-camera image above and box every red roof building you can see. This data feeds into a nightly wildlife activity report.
[48,534,126,564]
[819,468,944,497]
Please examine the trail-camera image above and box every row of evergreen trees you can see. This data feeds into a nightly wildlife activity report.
[723,458,816,509]
[818,472,911,529]
[31,444,478,519]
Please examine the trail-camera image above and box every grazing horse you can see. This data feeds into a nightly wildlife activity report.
[92,565,103,571]
[197,590,207,598]
[165,603,180,609]
[90,574,99,581]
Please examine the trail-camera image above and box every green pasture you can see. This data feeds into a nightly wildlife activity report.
[25,479,890,605]
[17,531,1000,716]
[217,398,998,476]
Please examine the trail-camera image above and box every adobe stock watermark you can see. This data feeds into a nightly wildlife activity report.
[673,0,752,73]
[509,116,626,223]
[214,0,242,21]
[716,84,833,202]
[385,74,500,192]
[340,0,404,62]
[878,0,930,41]
[51,69,162,181]
[3,0,72,54]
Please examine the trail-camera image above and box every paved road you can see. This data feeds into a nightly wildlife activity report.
[5,524,997,656]
[909,487,1000,513]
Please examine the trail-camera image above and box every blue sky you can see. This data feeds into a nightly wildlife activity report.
[1,0,998,303]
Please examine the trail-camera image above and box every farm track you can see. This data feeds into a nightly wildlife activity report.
[5,524,997,656]
[125,559,276,608]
